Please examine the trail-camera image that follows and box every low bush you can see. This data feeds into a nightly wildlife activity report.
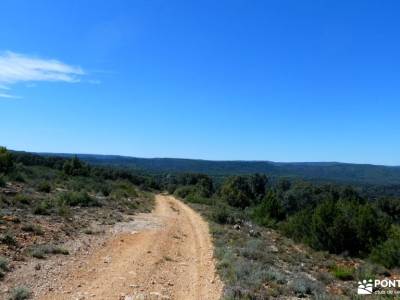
[101,185,111,197]
[282,200,390,256]
[58,191,100,207]
[0,256,9,272]
[1,232,17,246]
[330,264,354,281]
[14,194,31,205]
[211,203,234,224]
[0,147,14,175]
[174,186,197,199]
[33,200,53,215]
[0,256,9,280]
[220,176,253,208]
[30,244,69,259]
[9,286,31,300]
[252,191,285,226]
[21,224,44,235]
[36,181,51,193]
[7,171,25,183]
[185,193,214,205]
[56,203,72,217]
[289,274,325,297]
[370,237,400,269]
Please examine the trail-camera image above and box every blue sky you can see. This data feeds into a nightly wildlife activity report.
[0,0,399,165]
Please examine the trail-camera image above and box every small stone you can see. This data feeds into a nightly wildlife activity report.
[129,284,139,288]
[269,245,279,253]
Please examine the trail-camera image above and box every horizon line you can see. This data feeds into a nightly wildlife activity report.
[8,148,397,168]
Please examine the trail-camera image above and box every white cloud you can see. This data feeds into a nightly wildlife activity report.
[0,51,85,98]
[0,93,20,99]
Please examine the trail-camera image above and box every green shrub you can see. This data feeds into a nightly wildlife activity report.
[289,274,324,296]
[9,286,31,300]
[33,200,53,215]
[252,191,285,226]
[14,194,31,205]
[174,186,197,199]
[0,256,9,272]
[30,244,69,259]
[7,171,25,183]
[1,232,17,246]
[211,203,234,224]
[185,193,213,205]
[370,237,400,269]
[220,176,253,208]
[101,185,111,197]
[281,209,313,244]
[58,191,100,207]
[56,203,71,217]
[21,224,44,235]
[330,264,354,281]
[283,200,390,256]
[62,156,89,177]
[0,147,13,175]
[0,256,9,279]
[114,181,138,197]
[0,176,5,187]
[376,197,400,222]
[36,181,51,193]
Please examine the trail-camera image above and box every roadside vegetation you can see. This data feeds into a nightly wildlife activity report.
[167,172,400,298]
[0,147,157,298]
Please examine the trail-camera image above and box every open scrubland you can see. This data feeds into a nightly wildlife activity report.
[170,173,400,299]
[0,148,155,299]
[1,147,400,299]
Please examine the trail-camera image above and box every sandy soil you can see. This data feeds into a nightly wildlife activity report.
[38,195,223,300]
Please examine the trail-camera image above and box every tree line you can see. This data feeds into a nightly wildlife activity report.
[167,172,400,269]
[1,148,160,190]
[2,147,400,268]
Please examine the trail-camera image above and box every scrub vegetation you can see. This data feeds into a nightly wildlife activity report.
[2,146,400,298]
[0,147,156,298]
[167,172,400,298]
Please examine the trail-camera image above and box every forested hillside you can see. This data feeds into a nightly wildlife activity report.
[35,152,400,185]
[168,172,400,298]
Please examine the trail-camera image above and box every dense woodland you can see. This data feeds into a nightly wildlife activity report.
[44,152,400,186]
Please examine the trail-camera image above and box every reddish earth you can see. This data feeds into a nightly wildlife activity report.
[39,195,223,300]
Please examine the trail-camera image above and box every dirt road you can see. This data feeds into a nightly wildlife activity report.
[39,195,223,300]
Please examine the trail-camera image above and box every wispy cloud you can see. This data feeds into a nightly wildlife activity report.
[0,51,85,98]
[0,93,20,99]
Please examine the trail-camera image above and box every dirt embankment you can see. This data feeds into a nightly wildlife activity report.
[38,195,223,300]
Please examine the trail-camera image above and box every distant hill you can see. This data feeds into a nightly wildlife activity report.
[36,152,400,185]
